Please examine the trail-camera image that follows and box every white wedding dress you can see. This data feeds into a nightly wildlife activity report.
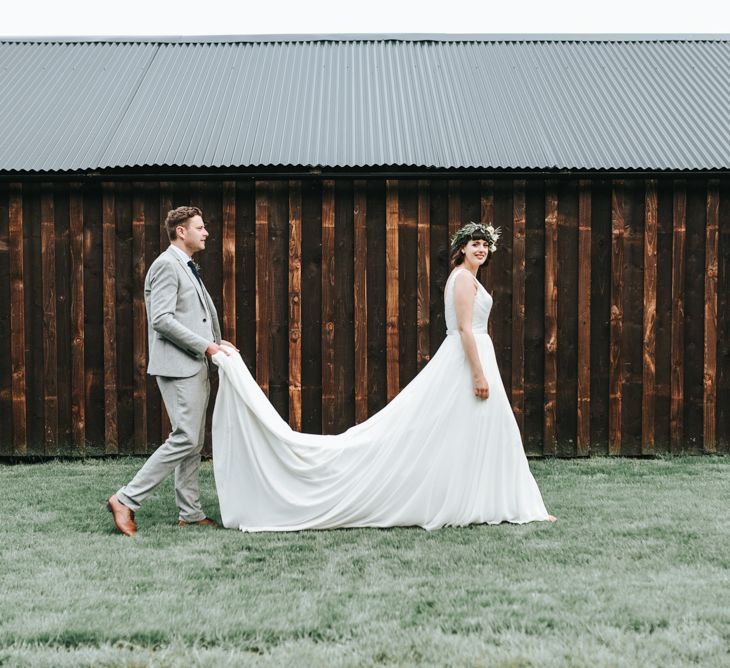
[212,268,550,531]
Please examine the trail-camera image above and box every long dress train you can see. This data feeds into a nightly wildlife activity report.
[211,268,549,531]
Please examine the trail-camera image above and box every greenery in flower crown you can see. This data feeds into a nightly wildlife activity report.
[450,222,501,253]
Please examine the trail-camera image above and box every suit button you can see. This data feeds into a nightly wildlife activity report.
[203,318,207,322]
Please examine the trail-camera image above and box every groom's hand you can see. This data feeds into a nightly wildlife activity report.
[220,339,239,352]
[206,342,228,357]
[206,340,238,357]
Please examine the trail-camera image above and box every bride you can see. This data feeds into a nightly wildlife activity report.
[212,222,556,531]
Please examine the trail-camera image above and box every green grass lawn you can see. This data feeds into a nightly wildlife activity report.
[1,457,728,667]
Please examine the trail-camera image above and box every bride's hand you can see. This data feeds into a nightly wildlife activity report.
[473,374,489,400]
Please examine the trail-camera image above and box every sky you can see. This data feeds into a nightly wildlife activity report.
[2,0,728,37]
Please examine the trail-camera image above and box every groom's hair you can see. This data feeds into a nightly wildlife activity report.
[165,206,203,241]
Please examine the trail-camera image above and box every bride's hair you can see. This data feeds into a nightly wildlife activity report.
[450,228,492,268]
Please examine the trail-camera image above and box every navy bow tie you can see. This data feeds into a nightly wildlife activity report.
[187,260,203,285]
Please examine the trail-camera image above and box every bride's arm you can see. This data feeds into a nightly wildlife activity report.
[453,272,489,400]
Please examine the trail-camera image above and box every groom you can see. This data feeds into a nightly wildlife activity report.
[107,206,234,536]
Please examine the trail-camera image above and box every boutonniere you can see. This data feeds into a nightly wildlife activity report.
[191,260,202,274]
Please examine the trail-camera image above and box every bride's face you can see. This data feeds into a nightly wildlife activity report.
[462,239,489,266]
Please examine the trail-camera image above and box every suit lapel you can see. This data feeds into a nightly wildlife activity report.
[166,247,209,314]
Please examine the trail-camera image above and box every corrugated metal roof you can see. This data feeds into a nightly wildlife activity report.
[1,36,728,172]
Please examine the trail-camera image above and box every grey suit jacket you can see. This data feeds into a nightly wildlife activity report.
[144,246,222,378]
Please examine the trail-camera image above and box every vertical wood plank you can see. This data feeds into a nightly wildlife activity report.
[222,181,237,344]
[543,182,558,456]
[555,181,579,456]
[428,180,448,357]
[143,182,161,449]
[511,180,526,436]
[236,180,257,377]
[9,184,26,454]
[367,180,388,415]
[158,183,172,442]
[642,179,658,454]
[41,184,58,454]
[300,180,323,433]
[288,180,303,430]
[609,180,625,455]
[255,181,271,396]
[69,184,85,452]
[524,180,546,455]
[102,183,118,453]
[683,184,707,452]
[333,181,355,431]
[267,181,289,422]
[670,181,686,452]
[52,187,71,450]
[385,180,400,401]
[480,180,495,337]
[113,182,134,453]
[480,180,495,228]
[321,180,336,431]
[159,183,172,250]
[448,179,462,239]
[716,179,730,454]
[0,185,9,455]
[704,180,719,453]
[462,180,481,232]
[353,179,368,422]
[0,186,7,454]
[416,180,431,371]
[132,185,147,453]
[654,181,674,452]
[491,182,514,396]
[397,181,418,389]
[480,182,495,234]
[81,184,104,450]
[25,183,43,452]
[621,181,645,456]
[577,179,592,455]
[589,181,613,453]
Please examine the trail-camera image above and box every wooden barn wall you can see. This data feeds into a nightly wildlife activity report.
[0,176,727,457]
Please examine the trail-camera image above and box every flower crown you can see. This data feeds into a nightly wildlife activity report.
[450,222,501,253]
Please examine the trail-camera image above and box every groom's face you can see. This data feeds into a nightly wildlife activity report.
[178,215,208,254]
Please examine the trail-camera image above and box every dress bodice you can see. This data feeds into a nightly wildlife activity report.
[444,268,492,334]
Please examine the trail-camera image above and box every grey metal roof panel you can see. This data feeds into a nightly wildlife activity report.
[0,42,159,171]
[0,37,728,172]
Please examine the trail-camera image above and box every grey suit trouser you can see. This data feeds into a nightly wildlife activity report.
[117,364,210,522]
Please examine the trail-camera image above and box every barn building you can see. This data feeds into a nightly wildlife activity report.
[0,35,728,457]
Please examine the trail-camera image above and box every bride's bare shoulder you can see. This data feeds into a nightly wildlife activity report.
[448,269,478,296]
[447,267,467,283]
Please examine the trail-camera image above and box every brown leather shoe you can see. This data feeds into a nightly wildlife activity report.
[177,517,220,528]
[107,494,137,536]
